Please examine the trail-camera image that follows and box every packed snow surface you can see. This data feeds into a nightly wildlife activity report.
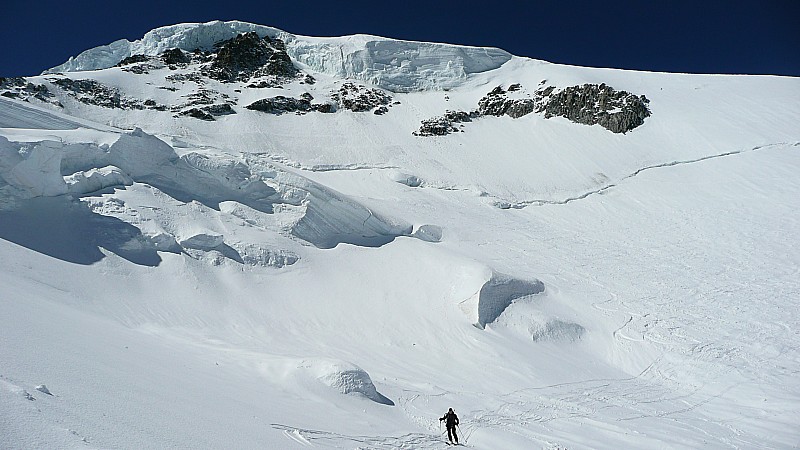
[2,21,800,449]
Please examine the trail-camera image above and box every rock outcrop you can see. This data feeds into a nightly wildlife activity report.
[161,48,191,66]
[332,82,395,113]
[537,83,651,134]
[245,96,333,115]
[203,32,297,82]
[414,110,479,136]
[0,77,59,105]
[115,54,150,67]
[418,83,650,136]
[50,78,131,109]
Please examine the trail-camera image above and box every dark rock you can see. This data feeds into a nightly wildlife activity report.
[537,83,650,133]
[204,104,236,116]
[116,55,161,75]
[303,74,316,85]
[122,65,151,75]
[414,117,461,136]
[312,103,335,113]
[184,89,215,106]
[332,82,393,112]
[144,99,156,106]
[204,32,297,82]
[161,48,191,65]
[0,77,26,89]
[245,96,312,114]
[374,106,388,115]
[246,80,282,89]
[477,86,512,116]
[504,99,536,119]
[475,82,650,132]
[165,73,203,84]
[414,110,478,136]
[246,96,333,115]
[177,103,235,120]
[300,92,313,101]
[116,54,150,66]
[51,78,124,108]
[489,85,505,95]
[443,110,479,123]
[179,108,215,121]
[0,77,58,105]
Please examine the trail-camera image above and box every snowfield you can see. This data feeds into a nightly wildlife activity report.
[1,20,799,449]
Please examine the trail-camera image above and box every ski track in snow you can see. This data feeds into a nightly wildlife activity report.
[272,423,448,449]
[486,141,800,208]
[414,141,800,209]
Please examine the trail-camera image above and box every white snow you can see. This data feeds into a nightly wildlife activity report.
[45,20,512,92]
[2,21,800,449]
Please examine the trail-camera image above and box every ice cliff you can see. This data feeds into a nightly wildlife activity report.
[45,20,512,92]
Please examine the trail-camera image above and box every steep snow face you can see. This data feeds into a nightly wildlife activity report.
[45,20,512,92]
[286,36,512,92]
[3,21,800,450]
[45,21,283,74]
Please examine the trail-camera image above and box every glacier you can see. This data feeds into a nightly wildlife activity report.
[1,20,799,449]
[45,20,512,92]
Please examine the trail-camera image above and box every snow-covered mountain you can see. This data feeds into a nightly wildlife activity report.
[1,20,799,449]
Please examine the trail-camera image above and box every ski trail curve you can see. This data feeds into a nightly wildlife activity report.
[494,141,800,208]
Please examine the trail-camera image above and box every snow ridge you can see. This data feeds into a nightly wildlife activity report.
[45,20,512,92]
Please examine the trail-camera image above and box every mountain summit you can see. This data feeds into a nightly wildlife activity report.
[1,20,799,449]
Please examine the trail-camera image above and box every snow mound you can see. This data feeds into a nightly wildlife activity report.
[299,359,394,405]
[0,139,67,206]
[64,165,132,195]
[494,295,586,343]
[242,159,413,248]
[529,319,585,342]
[177,230,224,250]
[411,224,443,242]
[387,170,422,187]
[45,20,511,92]
[290,185,412,248]
[460,271,545,328]
[108,128,179,178]
[35,384,53,396]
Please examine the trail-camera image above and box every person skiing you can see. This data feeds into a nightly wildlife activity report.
[439,407,459,444]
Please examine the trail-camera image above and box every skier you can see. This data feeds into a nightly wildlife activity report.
[439,407,459,444]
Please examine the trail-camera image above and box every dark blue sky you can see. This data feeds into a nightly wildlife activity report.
[1,0,797,77]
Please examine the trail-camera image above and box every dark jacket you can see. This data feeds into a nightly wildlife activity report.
[440,411,459,428]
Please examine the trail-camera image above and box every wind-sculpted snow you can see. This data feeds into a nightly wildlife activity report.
[0,104,420,265]
[0,138,68,208]
[458,270,546,328]
[255,167,414,249]
[297,358,394,405]
[288,38,511,92]
[64,166,133,195]
[45,20,511,92]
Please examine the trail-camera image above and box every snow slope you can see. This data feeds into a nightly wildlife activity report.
[2,21,800,449]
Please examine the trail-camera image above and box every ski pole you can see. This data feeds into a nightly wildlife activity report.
[457,424,465,444]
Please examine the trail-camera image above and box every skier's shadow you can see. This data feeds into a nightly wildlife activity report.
[0,196,163,266]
